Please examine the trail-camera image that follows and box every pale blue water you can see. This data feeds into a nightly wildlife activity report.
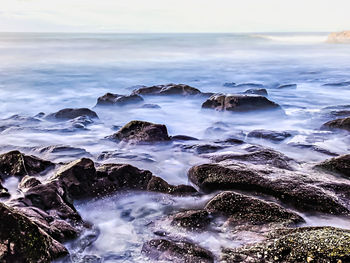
[1,33,350,262]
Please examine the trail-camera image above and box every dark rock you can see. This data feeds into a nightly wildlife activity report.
[19,175,41,189]
[0,202,68,262]
[146,176,197,196]
[315,154,350,178]
[132,83,202,96]
[0,181,9,198]
[243,88,268,96]
[322,117,350,132]
[277,84,297,89]
[214,137,245,145]
[0,150,54,179]
[141,103,161,109]
[33,145,91,160]
[108,120,171,144]
[142,239,214,263]
[222,227,350,263]
[46,108,98,120]
[170,210,211,230]
[202,94,281,112]
[247,129,293,142]
[182,144,226,154]
[188,163,349,214]
[235,83,264,89]
[96,93,144,106]
[205,191,304,226]
[223,82,236,87]
[171,135,199,141]
[323,81,350,87]
[288,143,338,157]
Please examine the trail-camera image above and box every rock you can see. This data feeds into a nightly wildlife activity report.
[205,191,304,226]
[323,81,350,87]
[222,227,350,263]
[33,145,91,160]
[277,84,297,89]
[315,154,350,178]
[182,144,227,154]
[322,116,350,132]
[46,108,98,120]
[170,210,211,230]
[132,83,202,96]
[243,88,268,96]
[202,94,281,112]
[327,30,350,43]
[19,175,41,189]
[288,143,338,157]
[223,82,236,87]
[188,163,350,214]
[247,129,293,142]
[234,83,264,89]
[0,150,54,179]
[96,93,144,106]
[141,103,161,109]
[108,120,171,144]
[146,176,197,196]
[171,135,199,141]
[142,239,214,263]
[0,181,9,197]
[0,202,68,262]
[214,137,245,145]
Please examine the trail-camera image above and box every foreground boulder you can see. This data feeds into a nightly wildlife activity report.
[45,108,98,120]
[315,154,350,178]
[322,116,350,132]
[222,227,350,263]
[0,150,54,179]
[96,93,144,106]
[142,239,214,263]
[202,94,281,112]
[0,202,67,262]
[327,30,350,43]
[108,120,171,143]
[132,83,202,96]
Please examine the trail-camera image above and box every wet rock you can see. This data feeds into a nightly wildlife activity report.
[214,137,245,145]
[322,116,350,132]
[247,129,293,142]
[315,154,350,178]
[96,93,144,106]
[46,108,98,120]
[146,176,197,196]
[0,150,54,179]
[234,83,264,89]
[0,181,9,197]
[33,145,91,160]
[0,202,68,262]
[171,135,199,141]
[132,83,202,96]
[202,94,281,112]
[205,191,304,226]
[323,81,350,87]
[19,175,41,190]
[222,227,350,263]
[277,83,297,89]
[142,239,214,263]
[182,144,227,154]
[170,210,211,230]
[141,103,161,109]
[69,116,94,129]
[288,143,338,157]
[243,88,268,96]
[97,151,155,163]
[108,120,171,144]
[223,82,236,88]
[188,163,349,214]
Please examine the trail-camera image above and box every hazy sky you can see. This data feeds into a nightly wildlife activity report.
[1,0,350,33]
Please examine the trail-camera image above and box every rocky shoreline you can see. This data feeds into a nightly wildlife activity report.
[1,83,350,262]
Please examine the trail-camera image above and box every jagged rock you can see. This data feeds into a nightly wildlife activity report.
[170,210,211,230]
[322,116,350,132]
[243,88,268,96]
[19,175,41,190]
[0,202,68,262]
[46,108,98,120]
[0,150,54,179]
[222,227,350,263]
[142,239,214,263]
[202,94,281,112]
[108,120,171,143]
[247,129,293,142]
[96,93,144,106]
[132,83,202,96]
[315,154,350,178]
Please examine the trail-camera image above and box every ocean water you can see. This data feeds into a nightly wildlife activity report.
[1,32,350,262]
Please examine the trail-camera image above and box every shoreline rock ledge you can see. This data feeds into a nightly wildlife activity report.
[327,30,350,43]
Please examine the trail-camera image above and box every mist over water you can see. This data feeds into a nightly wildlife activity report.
[1,32,350,262]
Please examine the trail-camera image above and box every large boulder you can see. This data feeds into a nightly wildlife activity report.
[0,202,67,262]
[202,94,281,112]
[132,83,202,96]
[108,120,171,143]
[142,239,214,263]
[96,93,144,106]
[222,227,350,263]
[315,154,350,178]
[327,30,350,43]
[322,116,350,132]
[0,150,54,179]
[188,163,350,215]
[45,108,98,120]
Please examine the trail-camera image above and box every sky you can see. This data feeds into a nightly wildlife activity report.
[0,0,350,33]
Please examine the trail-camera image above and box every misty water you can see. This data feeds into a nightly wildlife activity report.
[1,33,350,262]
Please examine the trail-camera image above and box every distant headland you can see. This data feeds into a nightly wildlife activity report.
[327,30,350,43]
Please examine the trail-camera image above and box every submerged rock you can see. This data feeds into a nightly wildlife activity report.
[277,83,297,89]
[322,116,350,132]
[46,108,98,120]
[315,154,350,178]
[247,129,293,142]
[142,239,214,263]
[108,120,171,143]
[96,93,144,106]
[132,83,202,96]
[243,88,268,96]
[0,150,54,179]
[202,94,281,112]
[0,202,67,262]
[222,227,350,263]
